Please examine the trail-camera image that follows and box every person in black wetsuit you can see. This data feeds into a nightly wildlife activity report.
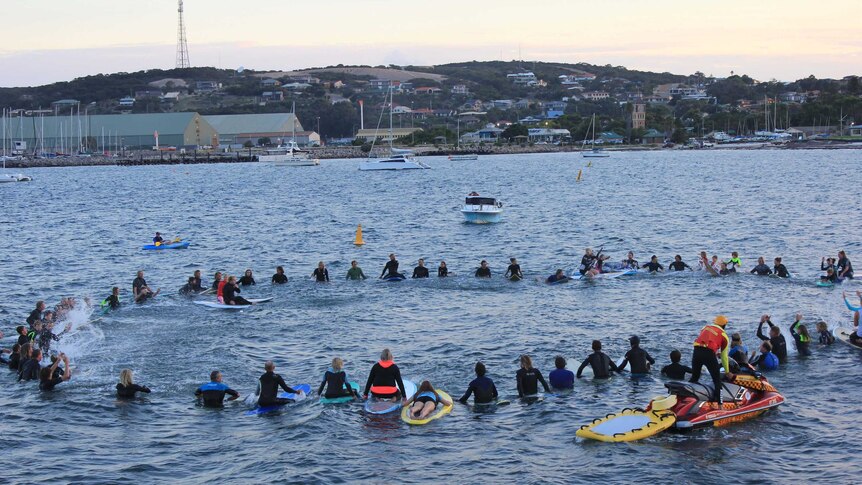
[27,301,46,327]
[272,266,288,284]
[132,270,160,303]
[750,257,773,276]
[363,348,407,401]
[40,353,72,391]
[459,362,499,404]
[475,260,491,278]
[7,344,21,370]
[505,258,523,280]
[412,259,430,278]
[622,251,640,270]
[837,250,854,280]
[179,277,197,296]
[718,262,734,275]
[577,340,620,379]
[317,357,359,399]
[773,257,790,278]
[547,269,569,283]
[515,354,550,398]
[821,267,838,284]
[437,261,449,277]
[223,276,252,305]
[669,255,691,271]
[618,335,655,375]
[380,253,404,279]
[312,262,330,282]
[756,314,788,364]
[239,269,256,286]
[195,370,240,407]
[211,272,223,291]
[821,257,836,274]
[192,270,204,292]
[643,255,664,273]
[101,287,121,311]
[789,314,812,357]
[16,326,31,346]
[18,347,42,382]
[661,349,692,380]
[258,361,303,406]
[116,369,151,398]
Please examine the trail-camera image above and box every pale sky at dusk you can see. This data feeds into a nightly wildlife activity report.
[1,0,860,87]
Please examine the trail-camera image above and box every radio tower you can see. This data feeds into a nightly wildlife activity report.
[175,0,190,69]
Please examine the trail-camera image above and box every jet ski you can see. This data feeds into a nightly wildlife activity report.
[577,374,785,442]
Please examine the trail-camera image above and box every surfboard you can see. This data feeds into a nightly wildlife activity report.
[193,297,273,309]
[381,274,406,282]
[319,381,360,404]
[245,383,311,415]
[364,380,417,414]
[835,328,862,350]
[569,270,636,281]
[401,390,453,425]
[816,280,834,287]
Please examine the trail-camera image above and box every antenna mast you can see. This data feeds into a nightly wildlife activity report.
[176,0,190,69]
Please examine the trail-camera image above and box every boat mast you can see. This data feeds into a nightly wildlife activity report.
[388,84,394,151]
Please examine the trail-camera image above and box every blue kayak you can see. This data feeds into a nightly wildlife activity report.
[142,241,190,250]
[245,383,311,415]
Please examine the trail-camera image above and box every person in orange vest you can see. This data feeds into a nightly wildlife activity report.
[690,315,736,404]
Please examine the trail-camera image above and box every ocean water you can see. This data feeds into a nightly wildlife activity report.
[1,149,861,484]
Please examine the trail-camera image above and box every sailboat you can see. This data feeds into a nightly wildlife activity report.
[1,108,32,182]
[582,114,609,158]
[449,114,479,161]
[359,86,429,171]
[258,102,319,167]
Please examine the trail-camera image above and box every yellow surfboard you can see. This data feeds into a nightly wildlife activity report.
[401,390,453,425]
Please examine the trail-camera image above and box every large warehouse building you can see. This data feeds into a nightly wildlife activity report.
[203,113,318,147]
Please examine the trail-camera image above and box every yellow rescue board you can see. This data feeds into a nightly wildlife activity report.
[401,391,453,425]
[576,408,676,442]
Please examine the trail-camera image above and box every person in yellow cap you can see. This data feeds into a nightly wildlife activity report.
[689,315,735,405]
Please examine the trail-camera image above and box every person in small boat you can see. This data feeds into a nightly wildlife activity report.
[239,269,256,286]
[690,315,735,405]
[363,348,407,402]
[437,261,449,277]
[815,321,835,345]
[515,354,550,397]
[380,253,404,279]
[773,257,790,278]
[577,340,620,379]
[312,262,330,282]
[756,314,788,363]
[669,255,691,271]
[837,250,854,280]
[459,361,499,405]
[618,335,655,375]
[547,269,569,283]
[621,252,640,270]
[475,260,491,278]
[346,260,367,280]
[404,380,452,420]
[116,369,151,398]
[726,252,742,271]
[317,357,358,399]
[272,266,288,284]
[643,255,664,273]
[505,258,523,280]
[195,370,240,408]
[412,259,430,278]
[750,257,773,276]
[223,276,252,305]
[153,232,164,245]
[257,361,303,407]
[548,356,574,389]
[749,341,779,371]
[101,287,121,311]
[789,314,812,357]
[661,350,692,380]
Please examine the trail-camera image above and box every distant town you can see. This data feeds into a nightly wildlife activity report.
[1,61,861,164]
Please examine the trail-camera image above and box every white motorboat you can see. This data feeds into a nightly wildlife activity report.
[259,142,319,167]
[461,192,503,223]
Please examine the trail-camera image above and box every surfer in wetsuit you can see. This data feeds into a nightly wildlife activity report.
[195,370,240,407]
[178,277,197,296]
[622,252,640,270]
[577,340,620,378]
[363,348,407,401]
[412,259,429,278]
[211,272,223,291]
[661,350,692,380]
[837,250,854,280]
[547,269,569,283]
[437,261,449,277]
[505,258,523,280]
[380,253,404,279]
[726,252,742,271]
[617,335,655,375]
[257,361,303,407]
[579,248,607,276]
[223,276,252,305]
[475,260,491,278]
[192,270,204,291]
[346,261,366,280]
[272,266,288,284]
[318,357,358,399]
[116,369,151,398]
[312,262,330,282]
[27,301,46,327]
[750,257,773,276]
[132,270,160,303]
[669,255,691,271]
[101,287,121,311]
[515,354,550,397]
[459,362,499,404]
[643,255,664,273]
[239,269,256,286]
[773,257,790,278]
[548,356,574,389]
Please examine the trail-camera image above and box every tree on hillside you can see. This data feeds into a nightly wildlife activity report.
[501,123,528,141]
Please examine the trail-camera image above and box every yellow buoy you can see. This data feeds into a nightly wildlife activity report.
[354,224,365,246]
[576,169,582,182]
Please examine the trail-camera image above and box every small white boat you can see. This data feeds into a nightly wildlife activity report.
[260,142,319,167]
[582,148,609,158]
[461,192,503,223]
[359,151,429,171]
[0,173,32,183]
[449,154,479,161]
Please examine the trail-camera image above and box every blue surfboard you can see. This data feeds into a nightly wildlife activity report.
[245,383,311,415]
[364,380,417,414]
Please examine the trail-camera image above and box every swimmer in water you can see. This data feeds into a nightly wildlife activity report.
[548,356,574,389]
[223,276,252,305]
[412,259,429,278]
[546,269,569,283]
[668,255,691,271]
[577,340,620,379]
[458,362,499,405]
[515,354,550,397]
[195,370,240,408]
[643,255,664,273]
[312,262,330,282]
[272,266,288,284]
[404,380,452,419]
[380,253,404,280]
[750,257,772,276]
[346,260,367,281]
[257,361,303,407]
[475,260,492,278]
[238,269,256,286]
[116,369,151,398]
[505,258,523,280]
[437,261,449,277]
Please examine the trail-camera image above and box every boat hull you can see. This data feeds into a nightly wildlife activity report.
[449,154,479,161]
[359,161,427,171]
[462,211,502,223]
[0,173,32,182]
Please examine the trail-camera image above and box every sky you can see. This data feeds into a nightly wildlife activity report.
[1,0,860,87]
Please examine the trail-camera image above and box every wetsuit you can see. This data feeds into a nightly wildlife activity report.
[101,294,121,310]
[619,347,655,374]
[211,279,222,291]
[7,352,20,370]
[669,261,690,271]
[727,257,742,270]
[26,308,42,327]
[821,272,838,284]
[195,381,239,407]
[18,333,30,346]
[312,268,330,282]
[18,358,40,382]
[505,264,522,280]
[643,261,664,272]
[729,344,749,364]
[222,284,251,305]
[475,267,491,278]
[750,264,772,276]
[576,351,619,378]
[381,260,400,279]
[579,255,597,275]
[192,277,204,292]
[412,266,429,278]
[819,330,835,345]
[272,273,288,284]
[346,267,366,280]
[548,368,574,389]
[773,263,790,278]
[318,369,355,398]
[661,362,692,380]
[178,283,196,296]
[132,276,147,296]
[116,383,151,398]
[821,261,836,272]
[622,258,639,269]
[689,323,730,403]
[547,274,568,283]
[790,320,811,356]
[458,376,498,404]
[39,366,64,391]
[415,391,439,405]
[239,275,256,286]
[258,371,299,406]
[757,320,788,364]
[38,328,62,354]
[515,367,550,397]
[837,256,854,279]
[750,351,778,371]
[26,328,37,343]
[438,266,448,277]
[363,360,406,398]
